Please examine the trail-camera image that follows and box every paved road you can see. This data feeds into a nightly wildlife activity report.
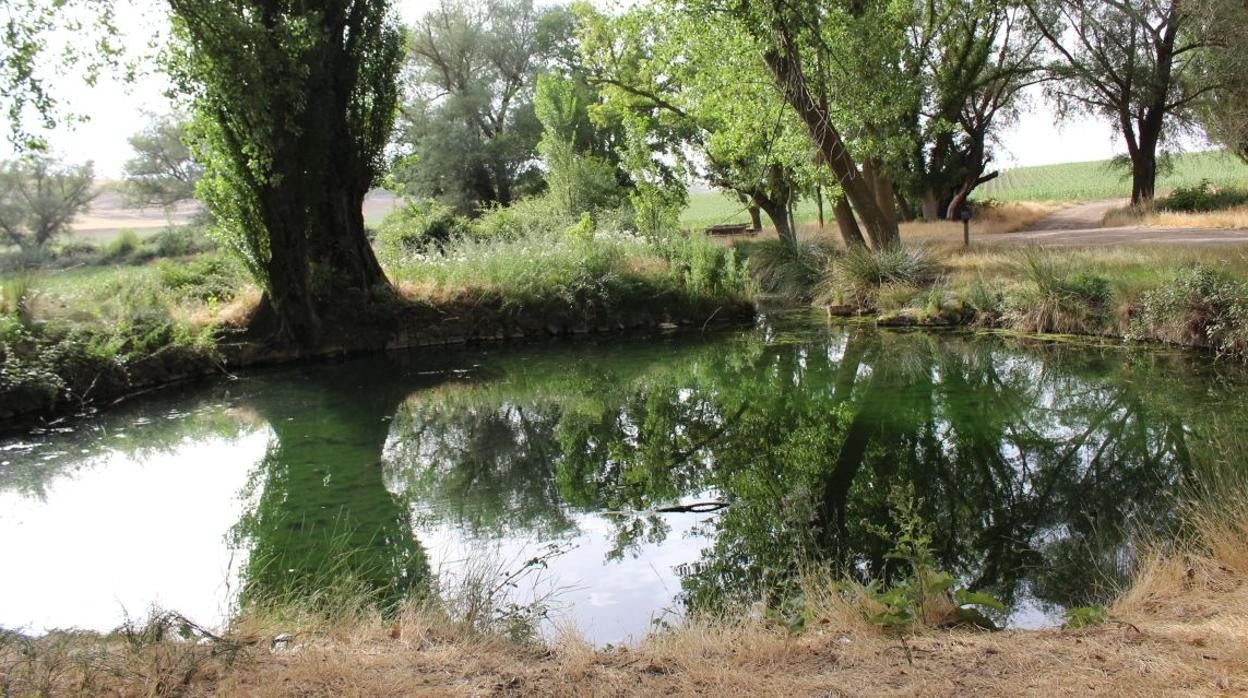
[1000,199,1248,247]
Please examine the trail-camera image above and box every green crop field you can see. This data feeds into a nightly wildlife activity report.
[680,150,1248,227]
[977,149,1248,202]
[682,191,826,229]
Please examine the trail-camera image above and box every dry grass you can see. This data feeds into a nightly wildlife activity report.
[1103,205,1248,230]
[6,494,1248,697]
[900,201,1062,241]
[714,202,1061,249]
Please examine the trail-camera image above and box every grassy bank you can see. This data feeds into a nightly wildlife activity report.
[1,211,750,419]
[751,239,1248,360]
[3,474,1245,696]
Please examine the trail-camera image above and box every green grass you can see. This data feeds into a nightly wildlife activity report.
[978,150,1248,202]
[681,191,828,229]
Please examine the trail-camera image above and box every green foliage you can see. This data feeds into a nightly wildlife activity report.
[740,238,831,299]
[534,75,623,217]
[0,273,33,321]
[145,226,216,258]
[855,486,1003,633]
[100,230,142,263]
[387,212,748,313]
[820,244,941,308]
[1160,180,1248,212]
[0,156,96,250]
[392,0,567,213]
[121,115,201,209]
[375,201,472,259]
[472,197,576,242]
[563,212,595,242]
[661,232,750,300]
[1130,265,1248,358]
[1062,605,1109,629]
[156,255,242,302]
[170,0,403,305]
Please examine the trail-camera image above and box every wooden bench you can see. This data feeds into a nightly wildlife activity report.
[704,223,756,236]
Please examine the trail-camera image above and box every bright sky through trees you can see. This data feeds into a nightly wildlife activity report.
[1,0,1211,177]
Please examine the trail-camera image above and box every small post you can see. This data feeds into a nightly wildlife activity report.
[959,206,973,247]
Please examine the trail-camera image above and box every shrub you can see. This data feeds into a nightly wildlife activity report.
[836,244,941,288]
[1161,180,1248,213]
[661,232,750,300]
[100,230,143,262]
[145,226,217,258]
[0,274,34,321]
[472,197,576,242]
[57,240,99,259]
[375,201,471,259]
[962,276,1003,322]
[1130,265,1248,358]
[818,243,940,309]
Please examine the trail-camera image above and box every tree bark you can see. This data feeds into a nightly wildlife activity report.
[920,189,941,221]
[832,194,866,247]
[1130,123,1162,205]
[757,197,795,248]
[748,205,763,231]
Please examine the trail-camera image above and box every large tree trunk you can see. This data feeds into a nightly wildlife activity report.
[757,197,796,248]
[920,189,942,221]
[832,194,866,247]
[748,205,763,230]
[762,48,899,249]
[1130,134,1159,205]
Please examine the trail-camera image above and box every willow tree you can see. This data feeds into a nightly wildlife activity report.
[168,0,403,347]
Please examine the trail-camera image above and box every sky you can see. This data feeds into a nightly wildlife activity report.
[3,1,1212,179]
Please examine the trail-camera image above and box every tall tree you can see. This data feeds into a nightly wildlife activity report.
[579,2,818,246]
[720,0,912,248]
[907,1,1047,220]
[167,0,403,347]
[121,114,202,210]
[533,74,624,217]
[1027,0,1220,204]
[0,156,96,251]
[392,0,566,214]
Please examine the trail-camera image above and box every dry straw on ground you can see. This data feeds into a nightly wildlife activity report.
[1103,205,1248,230]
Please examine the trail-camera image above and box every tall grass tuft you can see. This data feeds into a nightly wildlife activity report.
[743,238,832,299]
[817,243,940,308]
[1004,249,1112,334]
[0,273,34,323]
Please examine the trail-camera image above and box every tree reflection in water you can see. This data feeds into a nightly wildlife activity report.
[11,317,1237,628]
[383,319,1241,617]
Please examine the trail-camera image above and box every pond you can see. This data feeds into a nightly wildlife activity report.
[2,312,1246,645]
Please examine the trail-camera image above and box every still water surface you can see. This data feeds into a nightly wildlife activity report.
[3,313,1245,643]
